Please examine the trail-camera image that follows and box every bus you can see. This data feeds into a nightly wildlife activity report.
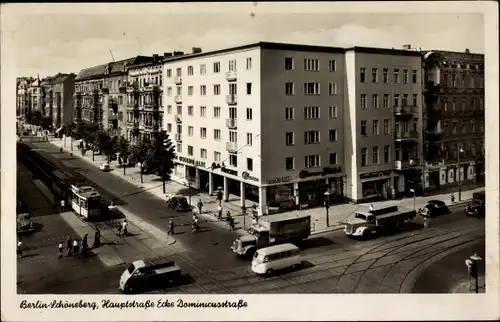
[68,184,101,219]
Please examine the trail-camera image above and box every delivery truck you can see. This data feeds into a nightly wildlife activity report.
[231,213,311,258]
[119,259,182,293]
[339,205,416,239]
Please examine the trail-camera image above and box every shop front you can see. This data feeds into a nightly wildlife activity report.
[360,170,392,202]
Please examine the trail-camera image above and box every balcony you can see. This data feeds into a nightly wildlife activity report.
[143,84,159,92]
[174,76,182,85]
[99,87,109,94]
[394,131,419,141]
[108,112,117,121]
[226,118,237,129]
[175,133,182,142]
[144,124,154,131]
[424,82,442,94]
[393,105,417,117]
[226,94,237,105]
[175,95,182,104]
[126,82,139,93]
[118,83,128,93]
[226,142,238,153]
[225,70,237,81]
[127,101,138,110]
[126,120,134,126]
[425,130,443,142]
[394,159,420,170]
[425,160,445,170]
[175,114,182,123]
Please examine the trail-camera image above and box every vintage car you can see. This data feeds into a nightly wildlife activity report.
[17,212,35,233]
[418,200,450,217]
[167,196,191,212]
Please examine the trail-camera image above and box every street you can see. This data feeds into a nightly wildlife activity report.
[17,139,485,294]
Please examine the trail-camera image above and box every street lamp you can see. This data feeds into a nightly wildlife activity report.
[216,185,223,206]
[409,188,416,210]
[324,191,331,227]
[137,162,143,183]
[457,144,465,201]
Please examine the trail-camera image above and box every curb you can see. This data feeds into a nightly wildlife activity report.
[311,225,344,235]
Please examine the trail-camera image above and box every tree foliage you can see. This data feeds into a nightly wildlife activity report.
[155,131,177,180]
[128,138,155,172]
[117,135,130,166]
[31,110,43,126]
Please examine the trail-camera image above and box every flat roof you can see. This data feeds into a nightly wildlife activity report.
[260,212,310,223]
[257,243,299,255]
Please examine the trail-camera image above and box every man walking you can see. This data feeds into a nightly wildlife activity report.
[58,242,64,258]
[66,236,72,256]
[217,205,223,220]
[93,228,101,248]
[72,239,79,257]
[197,200,204,214]
[17,240,23,258]
[167,218,175,235]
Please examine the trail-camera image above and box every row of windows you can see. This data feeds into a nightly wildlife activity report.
[361,119,418,136]
[166,83,253,97]
[360,146,396,166]
[166,58,254,78]
[360,93,419,109]
[286,106,340,120]
[284,153,338,170]
[442,97,484,111]
[442,72,484,88]
[176,144,254,171]
[360,68,418,84]
[442,141,484,159]
[166,105,253,120]
[442,120,484,134]
[285,130,338,145]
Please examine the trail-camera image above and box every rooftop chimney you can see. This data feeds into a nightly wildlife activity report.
[403,44,411,50]
[465,48,470,54]
[192,47,202,54]
[173,51,184,56]
[153,54,159,61]
[164,52,173,58]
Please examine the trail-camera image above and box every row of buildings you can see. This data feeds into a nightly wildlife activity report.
[16,41,485,213]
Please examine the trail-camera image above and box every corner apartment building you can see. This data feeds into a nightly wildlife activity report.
[162,42,424,214]
[16,77,34,119]
[41,73,76,128]
[423,49,485,189]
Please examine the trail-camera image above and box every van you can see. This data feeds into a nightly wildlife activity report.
[251,243,300,276]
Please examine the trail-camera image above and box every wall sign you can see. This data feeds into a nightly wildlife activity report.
[242,171,259,182]
[221,167,238,176]
[359,170,392,180]
[265,176,292,185]
[175,155,206,168]
[299,167,342,179]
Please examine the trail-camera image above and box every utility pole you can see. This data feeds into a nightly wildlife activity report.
[109,50,115,62]
[457,141,462,201]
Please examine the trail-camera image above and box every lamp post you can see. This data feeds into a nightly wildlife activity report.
[241,205,247,231]
[138,162,143,183]
[216,186,223,206]
[186,176,194,206]
[409,188,416,210]
[324,191,330,227]
[470,253,482,293]
[457,143,464,201]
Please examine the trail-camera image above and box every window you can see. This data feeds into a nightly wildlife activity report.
[214,151,221,162]
[304,155,320,168]
[200,106,207,117]
[187,105,194,116]
[479,98,484,110]
[228,60,237,72]
[176,105,182,115]
[304,106,320,119]
[329,153,337,165]
[187,66,194,76]
[229,107,237,119]
[187,86,194,96]
[462,120,467,133]
[285,57,294,70]
[394,69,400,83]
[360,68,367,83]
[229,131,237,143]
[285,107,294,120]
[166,69,172,78]
[213,62,220,73]
[214,129,221,141]
[384,145,390,163]
[471,120,476,132]
[452,97,456,110]
[246,107,253,120]
[246,133,253,146]
[372,68,378,83]
[229,155,238,167]
[372,146,379,164]
[360,94,367,109]
[285,157,294,170]
[394,94,400,107]
[329,129,337,142]
[304,82,320,95]
[304,58,319,71]
[167,105,172,114]
[361,121,367,135]
[373,120,379,135]
[329,60,336,72]
[372,94,379,109]
[176,86,181,96]
[213,106,221,118]
[462,98,466,111]
[452,121,457,134]
[361,148,367,166]
[402,94,408,106]
[383,68,388,83]
[200,127,207,139]
[304,130,320,144]
[199,85,206,96]
[329,106,338,119]
[246,57,252,70]
[285,82,294,95]
[451,74,456,87]
[188,126,194,136]
[246,83,252,95]
[384,119,390,135]
[247,158,253,171]
[199,148,208,159]
[329,83,337,95]
[176,68,182,77]
[176,143,182,153]
[200,64,206,75]
[412,70,417,84]
[187,145,194,156]
[412,94,418,106]
[383,94,390,108]
[403,69,408,84]
[213,84,221,95]
[167,123,172,132]
[167,87,172,97]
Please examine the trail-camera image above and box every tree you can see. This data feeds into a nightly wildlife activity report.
[40,116,52,130]
[155,131,177,194]
[31,110,43,126]
[117,136,130,175]
[128,138,154,183]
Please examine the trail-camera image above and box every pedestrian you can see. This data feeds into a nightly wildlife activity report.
[369,204,374,212]
[60,199,65,212]
[121,219,128,237]
[197,200,204,214]
[392,188,396,200]
[82,234,89,251]
[66,236,72,256]
[17,240,23,258]
[424,217,431,228]
[93,228,101,248]
[167,218,175,235]
[451,193,456,204]
[58,242,63,258]
[72,239,79,257]
[217,205,222,220]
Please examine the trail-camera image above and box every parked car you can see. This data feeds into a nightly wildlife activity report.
[17,212,35,233]
[167,196,191,212]
[418,200,450,217]
[465,199,485,217]
[99,163,111,172]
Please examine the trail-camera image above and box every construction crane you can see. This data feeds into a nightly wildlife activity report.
[109,50,115,62]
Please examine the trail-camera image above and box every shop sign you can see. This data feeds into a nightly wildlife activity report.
[175,155,206,168]
[265,176,292,185]
[221,167,238,176]
[359,170,392,180]
[242,171,259,182]
[299,166,342,179]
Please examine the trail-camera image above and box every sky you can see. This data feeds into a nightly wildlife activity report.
[3,2,485,78]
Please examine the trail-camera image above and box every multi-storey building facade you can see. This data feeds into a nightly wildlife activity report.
[162,42,423,213]
[127,54,171,142]
[27,76,45,116]
[46,73,76,128]
[16,77,34,119]
[423,49,485,189]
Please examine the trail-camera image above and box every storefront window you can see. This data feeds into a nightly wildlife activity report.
[267,184,294,204]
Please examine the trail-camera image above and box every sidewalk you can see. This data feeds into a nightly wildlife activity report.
[451,275,486,293]
[49,137,483,235]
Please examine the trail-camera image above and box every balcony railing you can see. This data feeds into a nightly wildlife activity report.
[143,84,159,92]
[126,82,139,92]
[144,124,154,131]
[175,95,182,104]
[126,120,134,126]
[226,142,238,153]
[226,94,237,105]
[108,113,117,120]
[99,87,109,94]
[175,133,182,142]
[393,105,417,116]
[225,70,237,81]
[425,160,445,169]
[394,159,419,170]
[226,118,237,129]
[175,114,182,123]
[394,131,419,141]
[174,76,182,85]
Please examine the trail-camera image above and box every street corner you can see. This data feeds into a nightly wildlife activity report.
[451,275,485,293]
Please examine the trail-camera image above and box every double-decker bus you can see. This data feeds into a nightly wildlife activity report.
[68,184,101,219]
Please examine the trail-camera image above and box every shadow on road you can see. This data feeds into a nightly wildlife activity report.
[264,261,316,277]
[300,236,335,250]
